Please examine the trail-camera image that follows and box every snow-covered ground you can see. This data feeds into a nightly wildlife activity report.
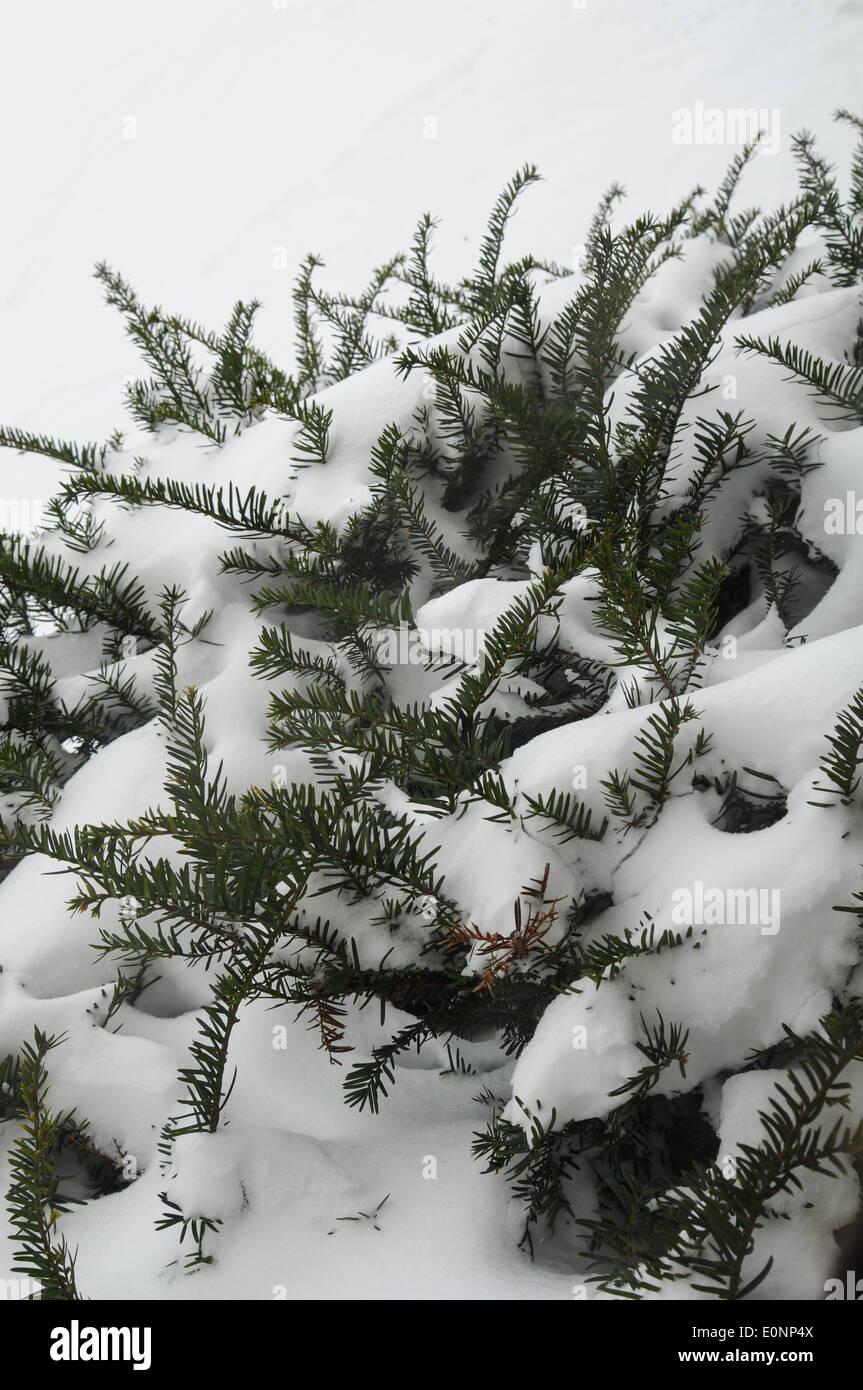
[1,0,862,1302]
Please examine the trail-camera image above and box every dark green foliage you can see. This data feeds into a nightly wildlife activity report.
[809,685,863,807]
[5,1031,81,1299]
[735,336,863,423]
[0,111,861,1297]
[583,1003,863,1298]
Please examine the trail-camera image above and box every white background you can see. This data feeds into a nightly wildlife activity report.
[0,0,860,452]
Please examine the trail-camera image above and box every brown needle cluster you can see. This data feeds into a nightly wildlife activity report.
[438,863,563,995]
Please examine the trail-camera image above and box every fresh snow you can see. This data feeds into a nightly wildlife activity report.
[0,0,862,1303]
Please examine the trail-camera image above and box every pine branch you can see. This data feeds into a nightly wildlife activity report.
[6,1030,82,1300]
[809,685,863,806]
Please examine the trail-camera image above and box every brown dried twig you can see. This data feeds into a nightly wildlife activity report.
[438,864,563,995]
[302,988,353,1065]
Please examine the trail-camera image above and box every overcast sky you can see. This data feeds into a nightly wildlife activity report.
[0,0,860,453]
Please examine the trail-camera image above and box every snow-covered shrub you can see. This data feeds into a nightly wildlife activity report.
[0,120,862,1300]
